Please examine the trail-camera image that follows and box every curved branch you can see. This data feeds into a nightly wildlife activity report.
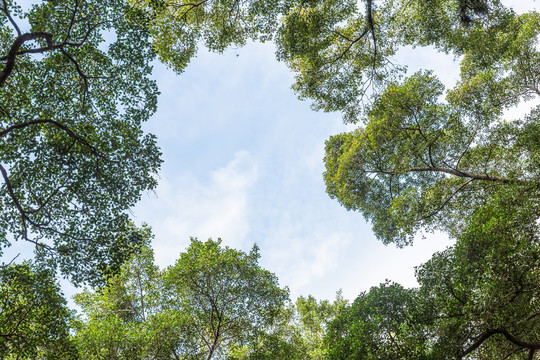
[499,328,540,350]
[0,32,53,87]
[367,165,537,185]
[461,328,540,358]
[0,118,106,159]
[60,48,89,92]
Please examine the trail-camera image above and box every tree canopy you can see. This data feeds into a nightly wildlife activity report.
[311,0,540,245]
[75,238,289,360]
[325,190,540,359]
[1,0,161,285]
[0,262,77,359]
[128,0,286,73]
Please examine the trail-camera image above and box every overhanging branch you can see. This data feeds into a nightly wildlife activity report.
[0,32,53,87]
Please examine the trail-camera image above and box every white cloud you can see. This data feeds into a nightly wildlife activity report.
[274,231,352,293]
[135,151,259,267]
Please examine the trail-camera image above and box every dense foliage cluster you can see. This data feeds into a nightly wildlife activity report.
[0,262,76,359]
[0,0,161,286]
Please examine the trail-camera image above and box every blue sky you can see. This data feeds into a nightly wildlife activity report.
[132,0,538,301]
[133,42,457,301]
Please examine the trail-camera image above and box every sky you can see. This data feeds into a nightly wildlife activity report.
[133,44,456,301]
[133,36,453,301]
[5,0,538,304]
[130,0,538,302]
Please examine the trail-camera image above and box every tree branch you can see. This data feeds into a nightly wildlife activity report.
[1,253,20,268]
[0,118,106,159]
[332,28,369,64]
[2,0,21,36]
[367,165,537,185]
[0,32,53,87]
[0,163,29,238]
[461,328,540,358]
[366,0,377,63]
[416,178,474,222]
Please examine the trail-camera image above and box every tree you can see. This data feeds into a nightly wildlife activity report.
[415,190,540,359]
[75,238,290,360]
[1,0,161,285]
[274,2,540,357]
[165,238,289,359]
[226,303,309,360]
[324,282,431,360]
[278,0,540,246]
[0,262,78,359]
[227,292,348,360]
[74,247,190,360]
[324,70,540,245]
[275,0,393,124]
[294,292,347,359]
[275,0,521,122]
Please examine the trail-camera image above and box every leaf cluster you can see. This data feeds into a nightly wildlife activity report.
[0,262,77,359]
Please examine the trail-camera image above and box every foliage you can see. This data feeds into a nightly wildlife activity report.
[416,190,540,359]
[129,0,286,73]
[306,1,540,246]
[277,1,540,355]
[0,262,78,359]
[282,1,540,357]
[228,291,347,360]
[74,247,191,359]
[75,238,290,360]
[1,0,161,285]
[92,222,154,287]
[324,282,431,360]
[275,0,401,123]
[275,0,530,122]
[4,0,540,358]
[226,304,309,360]
[324,70,540,245]
[165,238,290,359]
[294,292,347,359]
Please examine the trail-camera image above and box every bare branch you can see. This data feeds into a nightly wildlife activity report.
[1,253,20,268]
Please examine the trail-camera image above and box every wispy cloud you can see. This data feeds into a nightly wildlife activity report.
[135,151,258,267]
[265,230,352,295]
